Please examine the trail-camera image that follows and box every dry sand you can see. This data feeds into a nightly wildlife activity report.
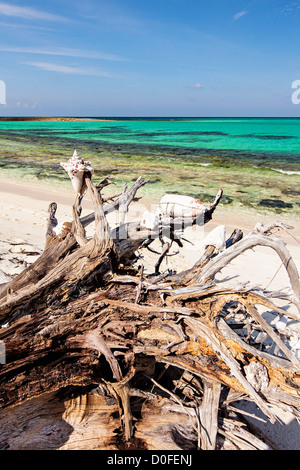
[0,176,300,449]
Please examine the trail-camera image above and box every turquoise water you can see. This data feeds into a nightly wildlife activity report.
[0,117,299,216]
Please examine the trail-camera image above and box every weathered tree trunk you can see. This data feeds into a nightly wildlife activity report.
[1,175,300,451]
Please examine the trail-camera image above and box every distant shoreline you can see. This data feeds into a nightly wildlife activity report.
[0,117,115,122]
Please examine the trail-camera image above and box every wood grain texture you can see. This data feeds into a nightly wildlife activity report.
[1,177,299,450]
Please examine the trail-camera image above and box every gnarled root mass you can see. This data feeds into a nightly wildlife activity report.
[1,175,300,450]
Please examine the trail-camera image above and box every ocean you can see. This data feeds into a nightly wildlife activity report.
[0,117,299,217]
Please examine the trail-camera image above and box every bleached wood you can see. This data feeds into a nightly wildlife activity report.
[1,175,300,451]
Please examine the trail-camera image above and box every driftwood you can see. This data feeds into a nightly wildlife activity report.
[1,169,300,451]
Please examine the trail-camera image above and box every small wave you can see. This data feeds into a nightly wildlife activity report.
[271,168,300,176]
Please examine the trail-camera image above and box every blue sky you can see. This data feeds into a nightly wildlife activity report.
[0,0,300,116]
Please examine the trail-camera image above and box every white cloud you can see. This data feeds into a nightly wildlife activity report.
[0,20,54,30]
[233,10,248,20]
[16,100,37,108]
[280,3,300,14]
[190,83,203,89]
[0,2,67,22]
[0,46,126,61]
[24,61,116,77]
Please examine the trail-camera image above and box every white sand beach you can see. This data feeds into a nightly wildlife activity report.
[1,176,300,284]
[1,176,300,449]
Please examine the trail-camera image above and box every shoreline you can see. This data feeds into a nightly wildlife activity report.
[1,175,300,263]
[1,175,300,297]
[1,175,300,279]
[1,175,300,237]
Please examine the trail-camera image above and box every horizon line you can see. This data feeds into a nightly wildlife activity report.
[1,115,300,120]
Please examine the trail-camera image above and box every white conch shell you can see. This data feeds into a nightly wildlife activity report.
[70,170,84,194]
[60,150,94,194]
[203,225,226,252]
[53,221,72,239]
[159,194,205,218]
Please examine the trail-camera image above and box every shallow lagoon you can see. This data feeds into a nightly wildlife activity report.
[0,117,299,218]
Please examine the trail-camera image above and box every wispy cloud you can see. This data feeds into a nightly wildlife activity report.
[233,10,248,20]
[16,100,38,109]
[190,83,203,89]
[0,46,126,61]
[280,2,300,14]
[0,2,67,22]
[0,20,54,31]
[24,61,119,77]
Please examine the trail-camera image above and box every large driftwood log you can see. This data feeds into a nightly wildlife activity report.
[1,170,300,451]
